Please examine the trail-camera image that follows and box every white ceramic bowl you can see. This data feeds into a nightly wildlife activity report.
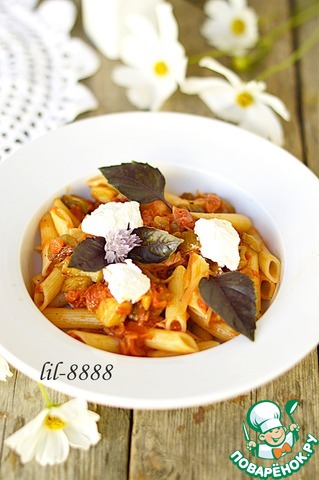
[1,112,319,409]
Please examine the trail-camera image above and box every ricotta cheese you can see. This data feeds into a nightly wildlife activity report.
[103,259,151,304]
[194,218,240,270]
[81,201,143,237]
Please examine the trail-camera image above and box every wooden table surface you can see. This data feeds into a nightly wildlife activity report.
[1,1,318,479]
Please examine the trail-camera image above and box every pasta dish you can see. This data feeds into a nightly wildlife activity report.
[32,162,281,357]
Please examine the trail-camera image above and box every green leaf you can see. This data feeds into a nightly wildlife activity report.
[199,272,256,340]
[128,227,183,264]
[68,237,107,272]
[99,162,171,208]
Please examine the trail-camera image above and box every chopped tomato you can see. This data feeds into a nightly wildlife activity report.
[172,207,195,230]
[203,194,222,213]
[49,238,65,255]
[66,283,111,310]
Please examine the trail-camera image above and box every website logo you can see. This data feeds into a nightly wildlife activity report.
[229,399,318,479]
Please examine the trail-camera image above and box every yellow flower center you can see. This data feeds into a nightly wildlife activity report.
[231,18,246,36]
[153,61,169,76]
[236,91,254,108]
[44,415,67,430]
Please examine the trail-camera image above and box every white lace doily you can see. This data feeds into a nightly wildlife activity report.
[0,0,100,161]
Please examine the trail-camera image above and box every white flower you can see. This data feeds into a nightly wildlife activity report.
[201,0,259,56]
[82,0,163,60]
[181,57,290,146]
[0,355,13,381]
[112,2,188,110]
[5,398,101,466]
[103,260,151,304]
[81,201,143,237]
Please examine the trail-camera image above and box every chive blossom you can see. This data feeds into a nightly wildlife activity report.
[104,228,142,264]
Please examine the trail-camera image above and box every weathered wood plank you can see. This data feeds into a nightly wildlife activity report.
[249,0,304,160]
[255,350,319,479]
[295,0,319,176]
[128,354,319,480]
[129,394,255,480]
[0,372,131,480]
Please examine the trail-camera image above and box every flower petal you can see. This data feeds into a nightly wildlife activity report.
[229,0,247,9]
[156,2,178,44]
[112,66,148,88]
[120,30,159,70]
[34,429,70,466]
[202,0,258,55]
[199,58,242,88]
[201,92,244,123]
[181,77,230,95]
[52,398,89,423]
[64,410,101,449]
[204,0,231,19]
[112,66,153,109]
[0,356,13,381]
[258,92,290,121]
[129,87,154,110]
[239,103,285,146]
[5,409,49,464]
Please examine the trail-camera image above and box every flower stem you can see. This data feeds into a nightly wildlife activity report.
[257,24,319,81]
[38,382,54,408]
[233,2,319,71]
[258,2,319,48]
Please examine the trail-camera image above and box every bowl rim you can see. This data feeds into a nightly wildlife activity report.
[1,111,319,409]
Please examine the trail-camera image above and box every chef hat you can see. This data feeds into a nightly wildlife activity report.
[247,401,283,433]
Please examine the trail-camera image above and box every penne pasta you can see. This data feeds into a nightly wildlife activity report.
[43,307,102,329]
[190,212,253,233]
[68,330,120,353]
[189,321,215,341]
[87,175,119,203]
[260,272,277,301]
[50,198,80,235]
[197,340,220,351]
[165,265,188,332]
[47,291,68,308]
[34,267,64,311]
[248,228,281,283]
[189,309,238,342]
[39,212,58,276]
[145,328,199,354]
[32,164,282,357]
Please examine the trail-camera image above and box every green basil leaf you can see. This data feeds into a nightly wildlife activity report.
[128,227,183,263]
[99,162,171,208]
[199,272,256,340]
[68,237,107,272]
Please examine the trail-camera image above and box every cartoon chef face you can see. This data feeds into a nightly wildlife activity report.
[247,400,287,445]
[259,426,287,446]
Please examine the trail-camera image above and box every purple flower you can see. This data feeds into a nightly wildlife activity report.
[104,228,142,264]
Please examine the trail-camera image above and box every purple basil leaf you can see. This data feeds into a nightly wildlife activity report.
[199,272,256,340]
[68,237,107,272]
[128,227,183,263]
[99,162,171,208]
